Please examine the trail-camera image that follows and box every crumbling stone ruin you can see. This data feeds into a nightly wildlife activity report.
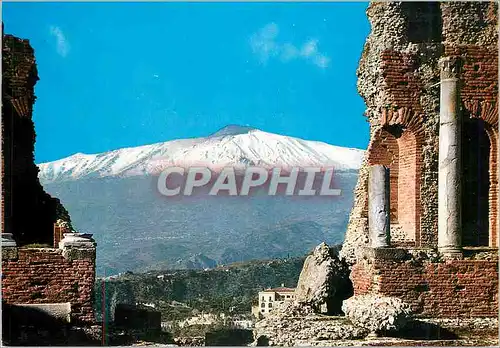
[1,28,98,344]
[342,295,412,334]
[253,300,369,346]
[340,1,499,318]
[253,243,366,345]
[1,28,73,246]
[255,2,498,345]
[294,242,353,315]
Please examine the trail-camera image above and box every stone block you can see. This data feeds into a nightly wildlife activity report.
[2,246,18,260]
[9,302,71,323]
[342,295,412,333]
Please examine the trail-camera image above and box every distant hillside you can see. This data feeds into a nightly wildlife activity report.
[94,255,313,323]
[39,127,361,275]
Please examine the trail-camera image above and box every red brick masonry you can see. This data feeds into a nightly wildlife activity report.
[2,248,95,324]
[351,253,498,318]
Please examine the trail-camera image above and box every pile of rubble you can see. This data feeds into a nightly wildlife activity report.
[253,301,368,346]
[252,243,414,346]
[342,295,412,333]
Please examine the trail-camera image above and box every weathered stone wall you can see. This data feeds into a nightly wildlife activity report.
[1,32,72,245]
[341,1,499,262]
[1,29,97,330]
[351,250,498,318]
[1,247,96,324]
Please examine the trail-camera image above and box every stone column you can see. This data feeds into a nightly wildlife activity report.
[438,56,463,259]
[369,165,390,248]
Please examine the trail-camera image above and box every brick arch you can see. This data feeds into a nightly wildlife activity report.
[462,102,499,248]
[367,128,400,224]
[372,107,425,246]
[484,126,498,247]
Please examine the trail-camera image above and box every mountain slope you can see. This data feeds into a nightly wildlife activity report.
[38,127,364,275]
[38,126,364,183]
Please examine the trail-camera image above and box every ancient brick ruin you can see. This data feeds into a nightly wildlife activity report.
[1,31,74,246]
[2,236,96,324]
[1,30,97,326]
[340,2,498,318]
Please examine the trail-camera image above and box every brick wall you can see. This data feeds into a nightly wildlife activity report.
[366,45,498,249]
[351,255,498,318]
[359,46,498,249]
[444,44,498,248]
[1,248,96,324]
[379,50,425,113]
[2,33,73,245]
[397,131,419,243]
[53,223,70,248]
[377,49,433,247]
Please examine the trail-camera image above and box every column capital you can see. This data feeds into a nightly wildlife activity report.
[439,56,463,80]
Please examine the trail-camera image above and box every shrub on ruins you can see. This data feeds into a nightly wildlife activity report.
[341,295,413,333]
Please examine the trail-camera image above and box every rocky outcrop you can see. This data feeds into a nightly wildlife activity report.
[342,295,413,333]
[295,242,353,314]
[251,243,361,346]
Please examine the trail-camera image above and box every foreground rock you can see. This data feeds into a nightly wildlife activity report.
[294,242,353,314]
[253,301,368,346]
[342,295,412,333]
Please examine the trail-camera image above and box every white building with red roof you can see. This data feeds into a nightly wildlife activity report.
[252,283,296,317]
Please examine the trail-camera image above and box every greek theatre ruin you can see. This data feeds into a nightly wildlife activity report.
[340,2,498,317]
[1,27,97,325]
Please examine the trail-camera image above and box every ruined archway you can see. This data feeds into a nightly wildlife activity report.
[368,125,421,246]
[462,117,493,247]
[368,128,399,224]
[485,127,499,247]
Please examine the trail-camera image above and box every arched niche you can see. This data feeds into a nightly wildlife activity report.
[462,114,498,248]
[368,125,421,246]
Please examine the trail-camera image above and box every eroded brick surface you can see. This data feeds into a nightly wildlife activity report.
[351,258,498,318]
[1,248,96,324]
[340,2,499,318]
[1,33,73,245]
[1,31,96,325]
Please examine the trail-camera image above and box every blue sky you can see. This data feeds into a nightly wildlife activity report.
[3,2,371,163]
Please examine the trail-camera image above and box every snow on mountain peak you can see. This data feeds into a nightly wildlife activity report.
[37,128,365,183]
[210,124,257,137]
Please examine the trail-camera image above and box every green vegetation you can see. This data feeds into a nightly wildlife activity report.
[94,256,306,323]
[22,243,53,248]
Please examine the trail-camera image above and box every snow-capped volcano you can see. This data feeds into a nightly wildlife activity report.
[39,125,365,275]
[210,124,257,137]
[38,126,365,183]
